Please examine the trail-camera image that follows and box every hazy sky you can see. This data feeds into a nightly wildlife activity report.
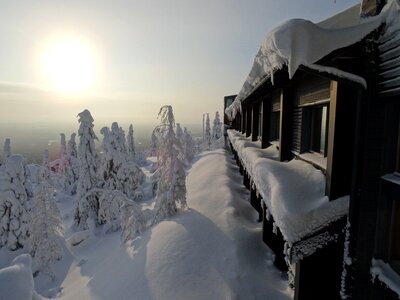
[0,0,360,128]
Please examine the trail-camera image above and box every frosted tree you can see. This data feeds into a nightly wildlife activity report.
[3,138,11,160]
[75,109,100,230]
[29,166,64,279]
[0,154,30,250]
[183,127,196,164]
[99,125,123,192]
[65,133,79,194]
[98,123,144,229]
[126,124,136,163]
[149,129,159,157]
[59,134,68,173]
[176,123,184,144]
[121,197,146,243]
[153,105,187,224]
[205,113,211,149]
[212,111,222,140]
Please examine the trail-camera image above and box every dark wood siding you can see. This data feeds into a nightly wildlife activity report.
[293,76,330,106]
[292,107,302,153]
[271,91,281,112]
[378,23,400,97]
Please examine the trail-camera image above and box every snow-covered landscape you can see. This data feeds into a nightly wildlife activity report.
[0,108,291,300]
[2,1,400,299]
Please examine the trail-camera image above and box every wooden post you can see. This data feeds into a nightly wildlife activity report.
[261,97,271,149]
[252,102,260,142]
[326,81,358,200]
[246,106,252,137]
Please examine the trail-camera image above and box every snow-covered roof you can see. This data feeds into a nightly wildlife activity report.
[317,3,361,29]
[228,130,349,244]
[225,0,400,120]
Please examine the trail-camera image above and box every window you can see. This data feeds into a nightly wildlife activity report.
[258,102,263,140]
[270,111,280,141]
[311,105,328,155]
[270,93,281,142]
[303,104,329,156]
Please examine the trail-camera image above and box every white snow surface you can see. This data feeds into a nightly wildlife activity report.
[371,258,400,297]
[34,149,291,300]
[228,130,349,244]
[0,254,43,300]
[225,0,400,120]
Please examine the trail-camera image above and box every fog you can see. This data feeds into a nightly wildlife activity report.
[0,121,203,164]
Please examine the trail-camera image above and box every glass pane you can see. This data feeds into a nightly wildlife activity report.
[320,106,327,154]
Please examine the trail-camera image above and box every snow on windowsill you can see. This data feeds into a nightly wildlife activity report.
[297,152,327,171]
[371,258,400,297]
[228,129,349,244]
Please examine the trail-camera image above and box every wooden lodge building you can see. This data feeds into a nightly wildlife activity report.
[224,1,400,299]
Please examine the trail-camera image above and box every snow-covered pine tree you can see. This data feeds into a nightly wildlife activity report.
[0,154,30,250]
[152,105,187,224]
[120,195,145,243]
[66,133,79,195]
[183,127,196,164]
[29,162,64,279]
[99,125,123,192]
[59,134,68,174]
[149,129,158,157]
[126,124,136,163]
[205,113,211,149]
[75,109,100,230]
[3,138,11,161]
[212,111,222,140]
[176,123,183,145]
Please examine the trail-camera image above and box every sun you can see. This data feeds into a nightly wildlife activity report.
[40,35,98,95]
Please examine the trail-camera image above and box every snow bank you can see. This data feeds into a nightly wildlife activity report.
[0,254,44,300]
[371,258,400,297]
[228,130,349,244]
[225,0,400,120]
[57,149,291,300]
[66,230,90,247]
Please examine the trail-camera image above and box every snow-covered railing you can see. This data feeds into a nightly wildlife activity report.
[371,258,400,297]
[228,129,349,245]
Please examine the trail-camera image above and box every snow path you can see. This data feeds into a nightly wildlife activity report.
[57,149,291,300]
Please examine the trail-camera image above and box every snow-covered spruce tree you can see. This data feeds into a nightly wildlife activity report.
[65,133,79,195]
[59,133,68,174]
[99,126,119,191]
[152,105,187,224]
[98,123,144,227]
[205,113,211,149]
[212,111,222,140]
[3,138,11,160]
[0,154,30,250]
[176,123,183,145]
[120,195,146,243]
[149,129,158,157]
[126,124,136,163]
[183,127,196,165]
[75,109,100,230]
[29,162,64,279]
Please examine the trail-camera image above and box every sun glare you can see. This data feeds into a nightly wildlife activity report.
[40,35,99,95]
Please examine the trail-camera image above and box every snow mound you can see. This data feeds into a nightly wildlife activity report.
[58,149,291,300]
[0,254,44,300]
